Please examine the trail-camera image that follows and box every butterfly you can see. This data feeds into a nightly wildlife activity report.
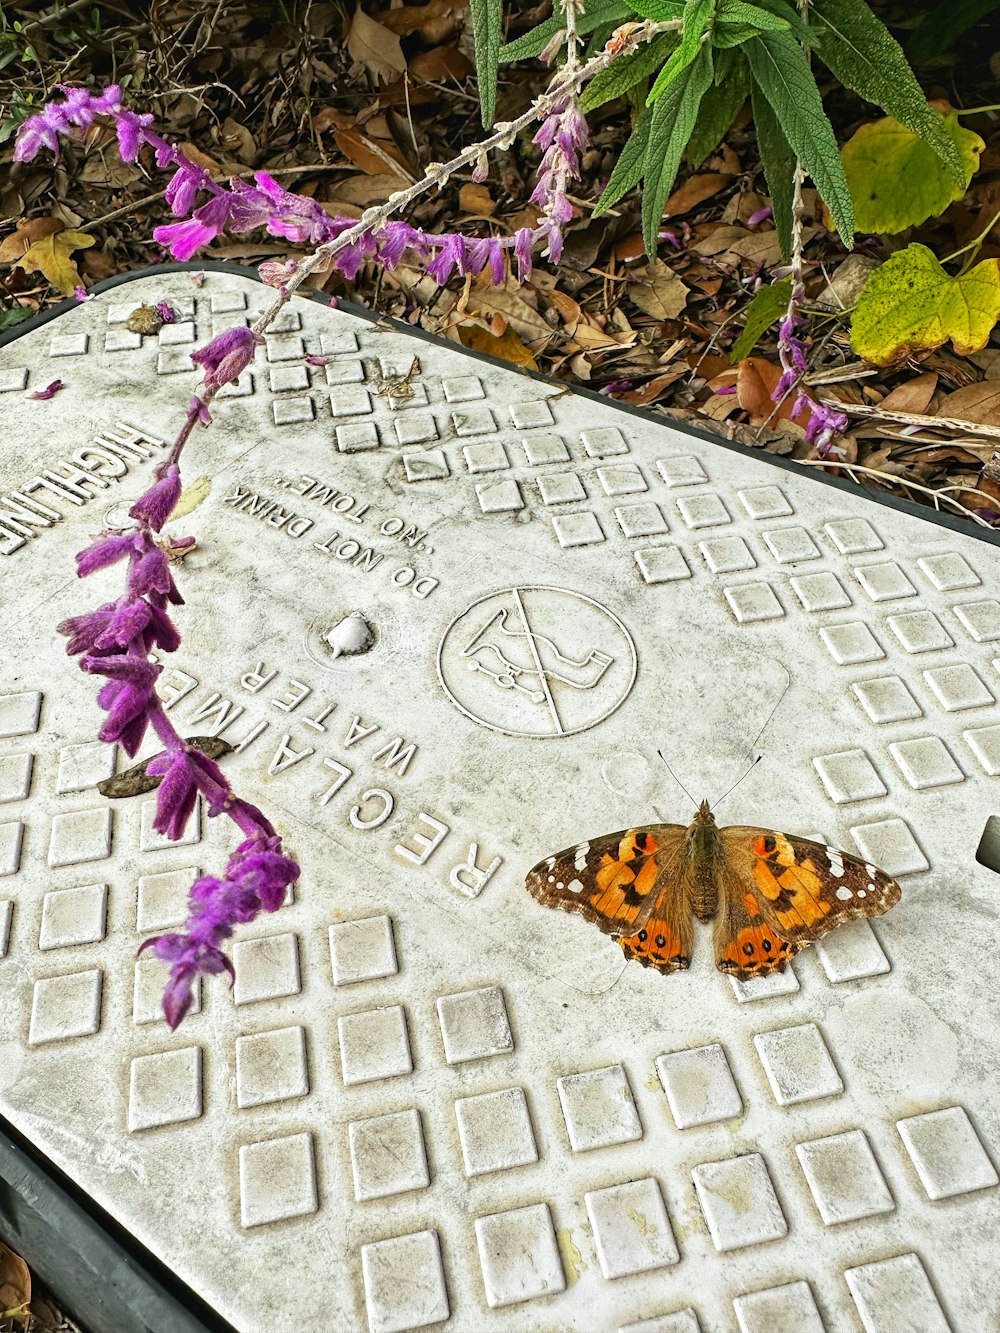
[525,800,901,979]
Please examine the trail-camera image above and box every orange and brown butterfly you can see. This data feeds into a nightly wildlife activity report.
[525,800,901,980]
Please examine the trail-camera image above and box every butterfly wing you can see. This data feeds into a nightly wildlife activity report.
[714,826,901,977]
[525,824,693,973]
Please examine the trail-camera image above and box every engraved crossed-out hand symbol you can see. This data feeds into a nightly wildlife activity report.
[460,600,613,705]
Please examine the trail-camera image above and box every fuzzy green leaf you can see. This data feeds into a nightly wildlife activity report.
[810,0,965,185]
[729,277,793,361]
[499,0,633,62]
[647,0,714,103]
[745,30,854,246]
[594,106,652,214]
[642,44,715,252]
[751,78,795,257]
[906,0,1000,63]
[470,0,502,127]
[581,31,680,111]
[717,0,789,30]
[685,48,750,164]
[627,0,686,18]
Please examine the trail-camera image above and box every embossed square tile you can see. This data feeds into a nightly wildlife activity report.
[897,1106,998,1199]
[538,473,586,506]
[269,365,309,393]
[0,899,11,958]
[319,328,358,353]
[338,1005,412,1084]
[0,821,24,876]
[619,1312,701,1333]
[232,932,301,1005]
[28,969,102,1045]
[324,358,365,385]
[520,433,570,465]
[265,333,305,362]
[235,1026,309,1109]
[272,396,314,425]
[136,866,198,933]
[329,915,397,985]
[360,1230,449,1333]
[852,676,923,724]
[337,421,380,452]
[656,1044,743,1128]
[454,1087,538,1176]
[677,494,730,529]
[55,740,116,794]
[475,1202,565,1307]
[48,807,113,867]
[763,526,820,564]
[551,511,604,547]
[238,1132,318,1228]
[815,919,890,982]
[854,562,917,602]
[133,957,201,1026]
[889,736,964,789]
[452,407,495,436]
[849,817,929,876]
[510,399,555,429]
[825,518,883,554]
[616,502,668,538]
[918,552,979,590]
[924,664,994,711]
[393,413,436,445]
[39,883,107,950]
[476,479,524,513]
[738,485,791,519]
[728,964,799,1003]
[813,749,887,803]
[725,583,784,623]
[128,1046,202,1131]
[582,427,628,457]
[0,753,32,803]
[557,1064,643,1151]
[463,441,509,474]
[585,1178,679,1278]
[753,1023,843,1105]
[819,622,885,665]
[954,598,1000,642]
[635,546,690,584]
[349,1108,429,1200]
[692,1155,787,1251]
[442,374,484,401]
[845,1253,950,1333]
[796,1129,894,1223]
[139,795,200,851]
[733,1282,824,1333]
[886,610,953,654]
[656,455,707,487]
[597,463,647,496]
[964,724,1000,775]
[700,536,756,573]
[790,571,851,611]
[436,985,513,1063]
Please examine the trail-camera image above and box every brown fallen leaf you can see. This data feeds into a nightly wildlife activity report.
[0,216,63,263]
[459,322,538,368]
[348,8,407,83]
[458,183,496,217]
[375,0,468,33]
[735,356,814,431]
[628,262,689,320]
[458,278,554,348]
[0,1240,30,1322]
[664,172,728,218]
[879,372,939,415]
[409,45,474,81]
[937,380,1000,425]
[334,128,414,181]
[13,228,95,296]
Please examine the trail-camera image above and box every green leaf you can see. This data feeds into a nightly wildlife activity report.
[711,21,765,46]
[751,77,796,256]
[647,0,714,103]
[744,0,812,40]
[906,0,1000,62]
[627,0,685,18]
[717,0,789,29]
[810,0,966,185]
[470,0,502,128]
[642,44,715,252]
[745,30,854,247]
[842,107,983,234]
[685,48,750,165]
[581,31,679,111]
[729,276,792,361]
[851,244,1000,365]
[594,105,652,213]
[0,307,32,333]
[499,0,633,62]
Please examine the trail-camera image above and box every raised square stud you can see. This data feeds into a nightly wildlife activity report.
[455,1088,538,1176]
[104,329,142,352]
[476,479,524,513]
[140,795,199,851]
[820,622,884,665]
[39,883,106,950]
[597,463,647,496]
[700,536,756,574]
[889,737,964,789]
[850,818,928,876]
[211,291,248,313]
[216,372,253,398]
[320,329,359,354]
[737,485,792,519]
[557,1064,642,1151]
[239,1133,318,1228]
[635,546,690,584]
[552,512,604,547]
[815,919,890,982]
[796,1129,894,1223]
[158,321,195,346]
[0,368,29,392]
[56,740,116,794]
[657,1044,743,1129]
[538,473,586,505]
[443,375,485,401]
[845,1254,950,1333]
[0,692,40,738]
[791,572,851,612]
[825,518,883,554]
[954,599,1000,642]
[521,433,570,465]
[763,526,820,564]
[463,441,509,474]
[232,932,300,1004]
[48,808,113,867]
[886,611,953,654]
[361,1230,449,1333]
[156,349,194,375]
[585,1178,679,1278]
[725,584,784,623]
[852,677,922,724]
[616,502,668,537]
[324,358,365,384]
[729,966,799,1003]
[897,1106,998,1200]
[269,364,309,393]
[692,1155,787,1252]
[265,333,305,362]
[619,1311,701,1333]
[128,1047,202,1131]
[734,1283,823,1333]
[0,900,11,958]
[349,1108,429,1200]
[475,1203,565,1308]
[918,552,979,591]
[136,867,198,933]
[754,1023,843,1104]
[0,753,31,803]
[451,407,495,436]
[404,449,449,482]
[0,823,23,877]
[437,986,513,1063]
[133,957,201,1025]
[329,915,397,985]
[510,399,555,429]
[394,413,437,445]
[813,749,886,803]
[677,494,730,529]
[50,332,88,356]
[28,969,102,1044]
[924,664,993,712]
[582,427,628,457]
[261,306,300,332]
[338,1005,412,1084]
[235,1026,309,1109]
[657,455,707,487]
[330,386,371,416]
[854,562,918,602]
[964,724,1000,775]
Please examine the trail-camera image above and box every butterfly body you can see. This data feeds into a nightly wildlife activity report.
[525,801,901,981]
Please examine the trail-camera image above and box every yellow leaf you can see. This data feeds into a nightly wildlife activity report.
[851,244,1000,367]
[842,107,983,235]
[13,228,96,295]
[459,322,538,369]
[167,475,212,522]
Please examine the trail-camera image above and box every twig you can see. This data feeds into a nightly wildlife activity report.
[800,459,996,525]
[814,396,1000,442]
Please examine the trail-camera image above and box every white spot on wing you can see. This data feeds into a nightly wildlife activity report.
[568,878,584,894]
[825,846,845,878]
[836,886,852,901]
[574,842,590,872]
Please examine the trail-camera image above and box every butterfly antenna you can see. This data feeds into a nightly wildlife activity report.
[656,750,697,807]
[710,755,762,814]
[742,664,791,768]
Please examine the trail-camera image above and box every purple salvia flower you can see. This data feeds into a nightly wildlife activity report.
[190,326,264,393]
[164,162,207,218]
[156,301,176,323]
[258,258,299,289]
[115,110,155,163]
[514,227,534,282]
[27,379,65,400]
[149,751,200,840]
[76,532,136,577]
[73,285,91,302]
[129,464,181,531]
